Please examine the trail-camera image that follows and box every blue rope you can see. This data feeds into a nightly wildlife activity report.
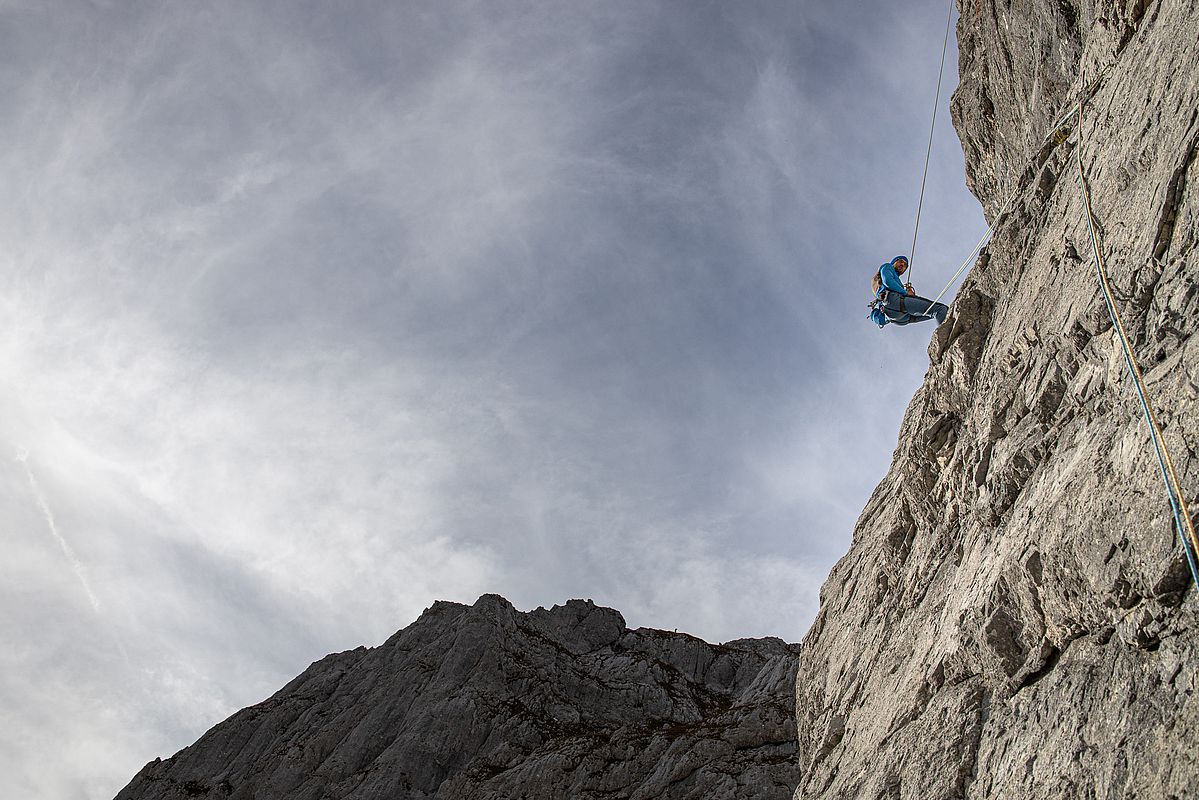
[1075,104,1199,589]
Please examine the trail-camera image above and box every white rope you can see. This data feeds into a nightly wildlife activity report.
[924,68,1109,307]
[908,0,955,285]
[928,190,1017,307]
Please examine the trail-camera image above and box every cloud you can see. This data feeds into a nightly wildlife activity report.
[17,453,102,612]
[0,2,990,798]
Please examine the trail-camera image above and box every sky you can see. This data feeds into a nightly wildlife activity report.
[0,1,985,797]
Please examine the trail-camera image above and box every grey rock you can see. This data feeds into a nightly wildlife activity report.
[796,1,1199,798]
[115,595,800,800]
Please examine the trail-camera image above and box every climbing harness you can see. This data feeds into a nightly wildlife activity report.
[870,285,940,326]
[1072,101,1199,588]
[870,287,913,318]
[869,259,944,326]
[907,0,956,287]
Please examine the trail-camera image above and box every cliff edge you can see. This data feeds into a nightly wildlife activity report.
[794,1,1198,797]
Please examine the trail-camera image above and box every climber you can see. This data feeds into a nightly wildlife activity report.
[869,255,948,327]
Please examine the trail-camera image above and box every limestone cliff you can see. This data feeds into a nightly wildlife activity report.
[793,1,1199,797]
[116,596,799,800]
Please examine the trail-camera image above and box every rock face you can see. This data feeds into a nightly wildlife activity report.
[794,1,1199,798]
[116,595,799,800]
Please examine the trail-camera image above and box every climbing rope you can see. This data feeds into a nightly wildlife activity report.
[926,67,1112,309]
[907,0,956,287]
[914,71,1198,590]
[1073,101,1199,588]
[928,190,1016,307]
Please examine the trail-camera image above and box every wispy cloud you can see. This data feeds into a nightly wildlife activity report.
[17,452,101,612]
[0,2,987,797]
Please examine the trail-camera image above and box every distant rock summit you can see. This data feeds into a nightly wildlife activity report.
[116,595,799,800]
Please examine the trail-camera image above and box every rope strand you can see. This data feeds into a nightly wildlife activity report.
[1074,102,1199,587]
[908,0,955,285]
[905,71,1197,591]
[928,190,1016,307]
[926,67,1110,309]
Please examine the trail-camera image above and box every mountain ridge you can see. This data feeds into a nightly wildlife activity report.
[116,594,801,799]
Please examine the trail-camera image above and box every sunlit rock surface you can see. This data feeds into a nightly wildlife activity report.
[794,1,1199,797]
[116,595,799,799]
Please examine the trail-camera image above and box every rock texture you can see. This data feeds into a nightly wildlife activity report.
[795,1,1199,798]
[116,595,799,800]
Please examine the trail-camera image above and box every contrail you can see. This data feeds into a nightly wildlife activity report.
[16,451,102,613]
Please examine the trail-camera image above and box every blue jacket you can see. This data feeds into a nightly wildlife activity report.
[878,261,908,296]
[869,259,908,327]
